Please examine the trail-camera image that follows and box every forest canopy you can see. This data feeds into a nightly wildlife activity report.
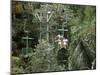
[11,1,96,74]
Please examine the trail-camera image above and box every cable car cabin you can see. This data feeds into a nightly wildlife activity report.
[55,34,68,49]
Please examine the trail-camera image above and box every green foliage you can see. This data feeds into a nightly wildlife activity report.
[30,40,66,72]
[68,6,96,70]
[11,56,24,74]
[12,1,96,74]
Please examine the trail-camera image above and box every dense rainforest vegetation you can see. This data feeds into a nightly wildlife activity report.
[11,1,96,74]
